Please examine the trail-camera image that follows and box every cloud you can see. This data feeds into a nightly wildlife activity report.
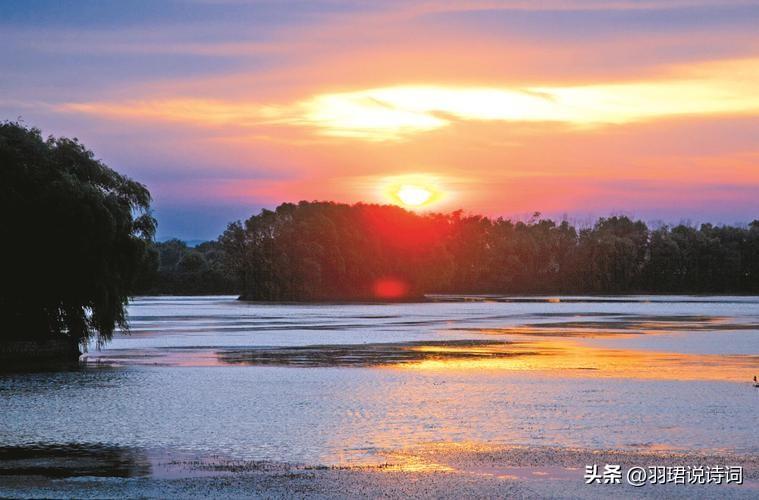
[6,0,759,239]
[57,57,759,141]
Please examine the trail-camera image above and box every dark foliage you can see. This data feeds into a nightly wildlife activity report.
[221,201,759,300]
[0,122,155,347]
[133,239,237,295]
[220,202,453,300]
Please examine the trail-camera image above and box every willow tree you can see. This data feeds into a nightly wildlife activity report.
[0,122,155,349]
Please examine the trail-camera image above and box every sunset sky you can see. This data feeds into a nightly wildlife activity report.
[3,0,759,240]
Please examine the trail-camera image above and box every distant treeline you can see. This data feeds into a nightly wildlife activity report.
[134,239,237,295]
[211,201,759,301]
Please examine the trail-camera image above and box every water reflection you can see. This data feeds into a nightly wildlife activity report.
[0,443,150,478]
[84,338,756,383]
[4,296,757,474]
[399,339,758,382]
[218,340,538,367]
[457,315,759,336]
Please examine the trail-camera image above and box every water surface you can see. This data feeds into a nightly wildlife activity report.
[2,295,758,467]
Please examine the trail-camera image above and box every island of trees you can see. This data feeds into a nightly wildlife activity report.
[209,201,759,301]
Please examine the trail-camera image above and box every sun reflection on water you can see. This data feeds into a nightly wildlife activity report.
[394,339,755,383]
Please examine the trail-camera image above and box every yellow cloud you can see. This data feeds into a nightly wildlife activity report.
[59,58,759,141]
[294,58,759,140]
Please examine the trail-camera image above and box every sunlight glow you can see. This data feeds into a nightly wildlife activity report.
[392,339,753,382]
[301,93,446,140]
[294,59,759,140]
[380,175,445,208]
[396,184,433,206]
[60,58,759,143]
[373,278,409,299]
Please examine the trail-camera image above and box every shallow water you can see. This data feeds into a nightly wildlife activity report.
[1,295,758,467]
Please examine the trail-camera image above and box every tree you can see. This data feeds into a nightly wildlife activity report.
[176,251,208,273]
[576,216,648,292]
[644,227,683,291]
[220,201,759,300]
[130,238,238,295]
[0,122,155,348]
[222,201,455,301]
[157,238,188,270]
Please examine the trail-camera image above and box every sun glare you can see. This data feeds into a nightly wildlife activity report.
[396,184,433,207]
[378,174,446,209]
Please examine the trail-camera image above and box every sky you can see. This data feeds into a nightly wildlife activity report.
[2,0,759,240]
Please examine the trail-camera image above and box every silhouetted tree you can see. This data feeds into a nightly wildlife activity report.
[0,122,155,347]
[220,202,759,300]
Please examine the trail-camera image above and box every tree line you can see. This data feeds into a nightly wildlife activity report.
[134,239,237,295]
[216,201,759,301]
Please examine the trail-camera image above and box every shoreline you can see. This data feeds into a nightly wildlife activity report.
[1,443,755,499]
[0,338,81,372]
[127,293,759,304]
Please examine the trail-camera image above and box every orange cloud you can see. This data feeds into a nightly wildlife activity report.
[59,57,759,143]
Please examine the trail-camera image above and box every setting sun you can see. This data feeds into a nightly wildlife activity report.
[396,184,433,207]
[379,174,446,209]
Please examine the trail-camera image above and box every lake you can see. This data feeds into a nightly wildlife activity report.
[1,295,758,497]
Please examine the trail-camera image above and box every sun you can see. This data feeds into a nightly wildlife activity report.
[378,174,446,209]
[396,184,433,207]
